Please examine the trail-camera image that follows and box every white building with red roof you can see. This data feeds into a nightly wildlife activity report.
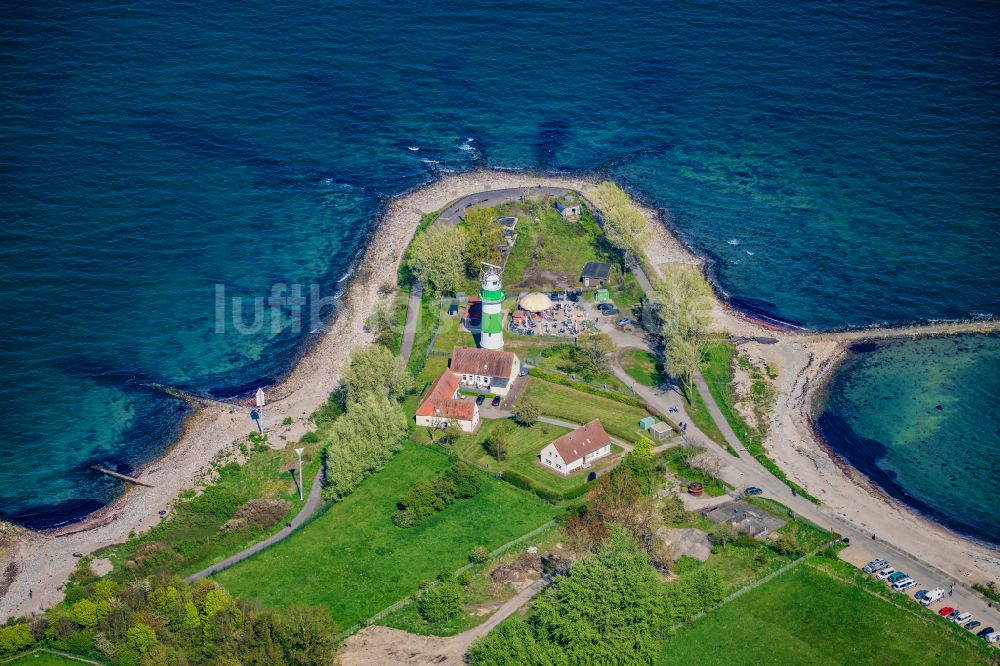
[539,419,612,474]
[449,346,520,397]
[415,371,480,433]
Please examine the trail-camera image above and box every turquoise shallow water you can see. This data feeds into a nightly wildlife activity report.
[1,1,998,529]
[818,335,1000,545]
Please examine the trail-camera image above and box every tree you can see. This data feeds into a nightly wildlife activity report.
[710,522,739,550]
[630,437,653,459]
[468,546,489,564]
[125,623,157,654]
[649,265,715,341]
[0,623,33,657]
[468,617,566,666]
[461,207,503,276]
[688,450,722,480]
[418,582,462,623]
[341,344,412,405]
[511,398,539,427]
[589,181,651,269]
[530,528,663,664]
[281,606,338,665]
[435,420,463,446]
[324,391,409,498]
[485,422,512,461]
[406,225,466,294]
[572,331,615,376]
[663,336,703,393]
[72,599,99,628]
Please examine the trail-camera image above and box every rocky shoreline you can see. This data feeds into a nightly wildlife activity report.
[2,169,996,623]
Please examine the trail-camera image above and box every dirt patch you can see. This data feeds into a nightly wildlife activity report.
[90,557,113,577]
[339,626,467,666]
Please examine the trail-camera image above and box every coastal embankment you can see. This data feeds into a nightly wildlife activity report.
[2,170,996,624]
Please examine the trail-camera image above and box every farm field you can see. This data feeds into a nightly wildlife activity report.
[213,442,558,629]
[658,558,989,666]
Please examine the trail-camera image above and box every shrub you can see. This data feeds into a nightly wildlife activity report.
[125,622,157,654]
[631,437,654,459]
[0,623,33,657]
[282,417,294,426]
[299,431,320,444]
[485,423,512,461]
[417,582,462,623]
[394,464,482,528]
[469,546,489,564]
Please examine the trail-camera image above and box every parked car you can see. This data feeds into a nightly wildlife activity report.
[476,395,485,405]
[863,559,888,574]
[965,620,982,631]
[567,292,579,302]
[921,588,945,606]
[744,487,763,496]
[945,610,963,622]
[616,317,632,326]
[938,607,956,617]
[491,396,501,407]
[893,579,918,592]
[951,612,972,625]
[984,630,1000,644]
[887,571,908,584]
[913,589,929,600]
[601,307,620,316]
[875,568,897,581]
[977,626,994,637]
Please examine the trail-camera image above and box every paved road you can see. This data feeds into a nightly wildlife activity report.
[616,357,1000,629]
[186,467,324,582]
[437,186,573,225]
[399,281,423,361]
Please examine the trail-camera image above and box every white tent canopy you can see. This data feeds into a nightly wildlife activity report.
[519,292,553,312]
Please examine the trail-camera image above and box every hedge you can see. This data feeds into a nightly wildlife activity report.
[501,470,591,503]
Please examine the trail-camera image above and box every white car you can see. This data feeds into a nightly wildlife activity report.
[920,588,944,606]
[875,568,896,581]
[951,612,972,624]
[892,578,918,592]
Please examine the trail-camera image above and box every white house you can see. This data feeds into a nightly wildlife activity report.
[449,346,520,397]
[415,371,480,432]
[539,419,612,475]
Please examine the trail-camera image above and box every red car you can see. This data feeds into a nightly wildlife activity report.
[938,607,955,616]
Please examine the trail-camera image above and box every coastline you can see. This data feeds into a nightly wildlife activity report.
[2,169,997,623]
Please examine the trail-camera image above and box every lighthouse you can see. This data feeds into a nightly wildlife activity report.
[479,262,505,350]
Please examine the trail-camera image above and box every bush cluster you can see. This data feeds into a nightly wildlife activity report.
[417,582,463,623]
[28,576,336,665]
[393,463,482,528]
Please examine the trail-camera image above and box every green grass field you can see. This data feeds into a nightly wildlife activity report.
[213,442,557,629]
[621,349,665,387]
[521,377,650,443]
[3,651,101,666]
[447,419,621,496]
[659,559,988,665]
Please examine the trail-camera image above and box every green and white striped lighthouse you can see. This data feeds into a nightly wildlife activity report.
[479,262,505,350]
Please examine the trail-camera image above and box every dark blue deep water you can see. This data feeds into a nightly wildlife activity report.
[2,1,998,529]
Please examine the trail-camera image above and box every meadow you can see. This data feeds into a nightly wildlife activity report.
[659,558,989,665]
[520,377,651,443]
[213,442,558,628]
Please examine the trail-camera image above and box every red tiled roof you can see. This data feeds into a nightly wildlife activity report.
[415,371,477,422]
[550,419,611,464]
[450,346,515,379]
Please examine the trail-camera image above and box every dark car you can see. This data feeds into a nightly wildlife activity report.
[567,292,579,302]
[491,396,502,407]
[965,620,981,631]
[744,487,763,496]
[476,395,485,405]
[977,626,994,638]
[601,307,620,316]
[913,589,928,600]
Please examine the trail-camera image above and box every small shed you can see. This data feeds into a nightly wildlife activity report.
[595,287,611,302]
[649,421,673,442]
[554,195,582,218]
[638,416,657,431]
[582,262,612,287]
[448,304,459,316]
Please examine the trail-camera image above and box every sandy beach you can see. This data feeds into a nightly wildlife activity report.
[2,169,996,624]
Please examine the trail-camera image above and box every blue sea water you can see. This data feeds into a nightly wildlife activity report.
[1,1,998,530]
